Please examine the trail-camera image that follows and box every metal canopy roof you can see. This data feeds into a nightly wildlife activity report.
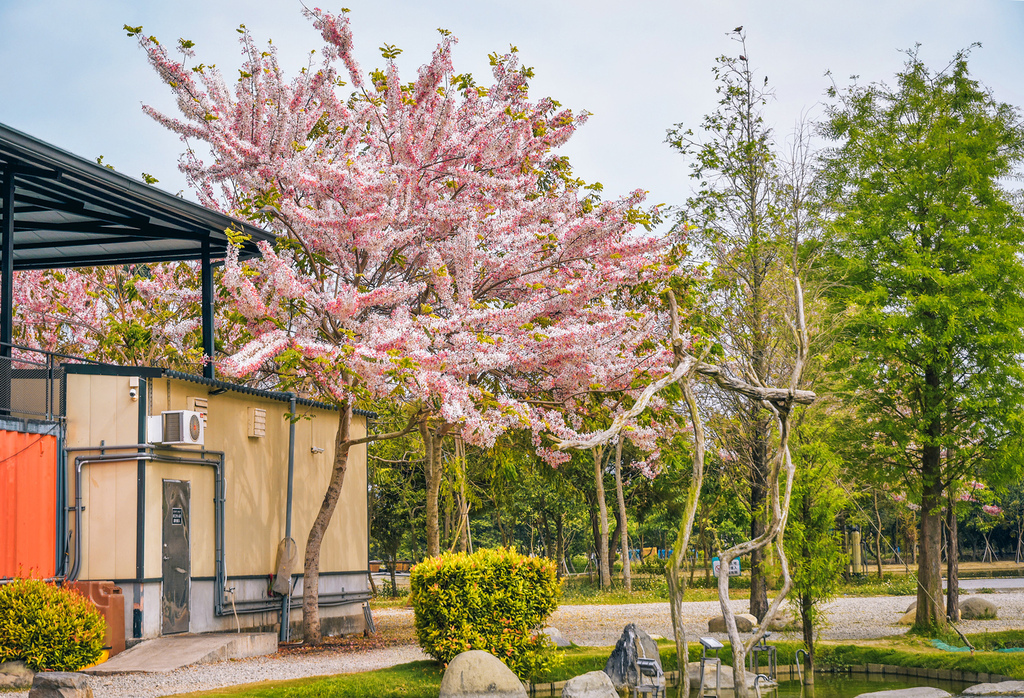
[0,122,272,269]
[0,121,276,380]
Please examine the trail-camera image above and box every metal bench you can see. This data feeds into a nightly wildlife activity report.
[698,636,723,698]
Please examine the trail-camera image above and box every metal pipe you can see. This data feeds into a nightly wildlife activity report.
[795,649,809,683]
[201,239,215,379]
[68,446,226,620]
[754,674,771,698]
[280,393,296,642]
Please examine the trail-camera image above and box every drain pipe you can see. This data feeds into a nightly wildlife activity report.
[280,394,297,642]
[67,445,226,618]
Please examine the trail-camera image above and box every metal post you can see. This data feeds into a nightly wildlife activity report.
[1,166,13,414]
[280,394,297,642]
[201,239,215,379]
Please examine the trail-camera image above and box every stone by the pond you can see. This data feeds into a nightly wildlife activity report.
[960,597,997,620]
[439,650,526,698]
[767,612,797,631]
[964,681,1024,695]
[708,613,758,633]
[0,660,34,689]
[542,626,571,648]
[687,663,764,690]
[562,670,617,698]
[28,672,94,698]
[603,624,664,692]
[852,688,950,698]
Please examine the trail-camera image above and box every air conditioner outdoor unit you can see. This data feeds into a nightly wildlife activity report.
[149,410,205,446]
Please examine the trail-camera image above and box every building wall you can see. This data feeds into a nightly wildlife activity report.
[64,371,369,636]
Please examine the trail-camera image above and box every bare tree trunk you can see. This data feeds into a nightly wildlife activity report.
[946,497,960,622]
[874,490,884,579]
[302,404,353,644]
[799,490,814,685]
[614,438,632,593]
[749,429,770,622]
[593,446,611,589]
[456,437,471,554]
[422,422,449,558]
[915,429,946,630]
[556,512,565,579]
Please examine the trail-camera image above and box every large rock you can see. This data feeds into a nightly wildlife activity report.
[28,672,94,698]
[708,613,758,633]
[603,624,665,692]
[542,626,571,648]
[904,600,945,614]
[897,610,916,625]
[562,670,617,698]
[0,660,34,689]
[767,612,797,631]
[960,597,997,620]
[964,681,1024,695]
[439,650,526,698]
[853,689,950,698]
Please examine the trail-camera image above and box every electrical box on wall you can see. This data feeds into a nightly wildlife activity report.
[148,410,205,446]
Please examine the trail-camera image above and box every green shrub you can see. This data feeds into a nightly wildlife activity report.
[0,579,106,671]
[634,557,666,575]
[410,547,560,679]
[570,554,589,572]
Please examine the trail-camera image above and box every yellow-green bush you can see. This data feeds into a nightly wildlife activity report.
[0,579,106,671]
[410,547,560,679]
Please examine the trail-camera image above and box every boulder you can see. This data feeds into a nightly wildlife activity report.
[28,672,94,698]
[438,650,526,698]
[767,612,797,631]
[603,624,665,692]
[897,610,916,625]
[853,689,950,698]
[562,670,618,698]
[0,660,34,689]
[904,600,945,614]
[960,597,997,620]
[542,626,571,648]
[964,681,1024,695]
[708,613,758,633]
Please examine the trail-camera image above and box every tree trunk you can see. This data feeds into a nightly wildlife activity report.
[301,404,353,644]
[556,512,565,579]
[874,491,884,578]
[749,431,770,621]
[593,446,611,589]
[946,498,960,622]
[914,436,946,630]
[608,513,620,580]
[614,438,632,593]
[422,422,448,558]
[799,490,814,684]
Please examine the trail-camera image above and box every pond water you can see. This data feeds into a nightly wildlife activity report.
[652,674,976,698]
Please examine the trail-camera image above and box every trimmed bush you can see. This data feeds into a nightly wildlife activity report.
[410,547,559,679]
[0,578,106,671]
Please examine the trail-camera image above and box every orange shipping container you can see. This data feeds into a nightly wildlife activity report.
[0,428,57,578]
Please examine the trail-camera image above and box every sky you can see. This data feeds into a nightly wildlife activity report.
[2,0,1024,232]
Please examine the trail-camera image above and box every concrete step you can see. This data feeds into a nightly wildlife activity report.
[83,633,277,674]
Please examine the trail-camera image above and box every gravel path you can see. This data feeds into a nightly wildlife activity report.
[549,592,1024,646]
[7,593,1023,697]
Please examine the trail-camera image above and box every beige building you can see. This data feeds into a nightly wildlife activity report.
[63,363,370,640]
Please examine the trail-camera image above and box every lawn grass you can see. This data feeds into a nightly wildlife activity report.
[166,631,1024,697]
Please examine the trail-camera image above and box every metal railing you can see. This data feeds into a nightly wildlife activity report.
[0,343,99,421]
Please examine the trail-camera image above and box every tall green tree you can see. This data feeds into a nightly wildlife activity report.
[821,46,1024,631]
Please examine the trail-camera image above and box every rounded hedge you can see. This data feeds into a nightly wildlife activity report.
[0,578,106,671]
[410,547,560,679]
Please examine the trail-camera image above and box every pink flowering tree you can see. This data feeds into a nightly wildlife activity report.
[131,10,662,642]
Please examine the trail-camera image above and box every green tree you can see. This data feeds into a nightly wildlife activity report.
[821,46,1024,631]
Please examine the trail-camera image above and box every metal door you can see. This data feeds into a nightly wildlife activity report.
[161,479,191,634]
